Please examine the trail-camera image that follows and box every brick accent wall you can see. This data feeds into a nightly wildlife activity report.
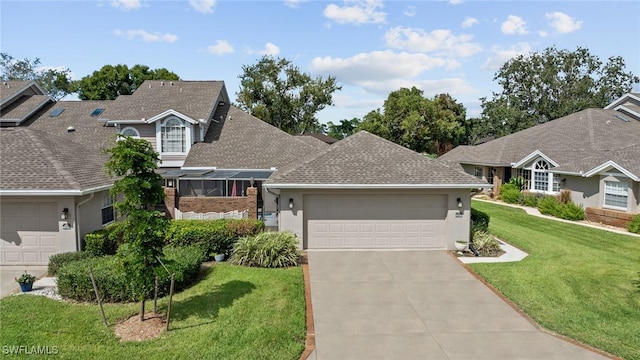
[585,207,634,228]
[164,187,177,218]
[178,187,258,219]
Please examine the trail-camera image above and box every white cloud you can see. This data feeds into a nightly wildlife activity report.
[481,42,531,71]
[310,50,455,85]
[461,17,478,28]
[384,26,482,58]
[258,42,281,56]
[207,40,234,55]
[403,6,416,17]
[545,12,583,33]
[449,0,463,4]
[284,0,304,8]
[323,0,386,25]
[110,0,141,10]
[114,29,178,43]
[332,94,384,109]
[538,30,549,38]
[501,15,528,35]
[189,0,216,14]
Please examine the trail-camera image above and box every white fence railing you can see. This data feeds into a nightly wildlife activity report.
[175,209,248,220]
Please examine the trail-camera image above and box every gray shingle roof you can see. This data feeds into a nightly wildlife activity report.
[25,100,117,150]
[0,128,113,192]
[295,135,331,150]
[184,105,320,169]
[266,131,486,186]
[0,95,51,122]
[100,80,224,121]
[0,81,38,102]
[439,108,640,177]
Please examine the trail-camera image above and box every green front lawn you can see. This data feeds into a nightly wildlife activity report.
[0,264,305,360]
[470,201,640,359]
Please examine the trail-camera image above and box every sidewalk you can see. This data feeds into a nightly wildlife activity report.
[474,198,640,238]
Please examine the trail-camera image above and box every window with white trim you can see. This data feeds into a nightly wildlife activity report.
[474,166,483,179]
[101,195,115,225]
[529,159,559,194]
[120,127,140,138]
[161,117,186,153]
[604,181,628,210]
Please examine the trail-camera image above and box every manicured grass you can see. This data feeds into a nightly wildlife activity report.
[0,264,305,360]
[470,200,640,360]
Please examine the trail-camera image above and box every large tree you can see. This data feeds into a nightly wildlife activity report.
[358,87,467,155]
[326,117,361,140]
[0,53,74,100]
[477,46,639,139]
[104,136,168,321]
[236,56,342,134]
[77,64,180,100]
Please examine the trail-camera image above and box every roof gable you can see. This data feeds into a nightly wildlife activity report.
[266,131,486,188]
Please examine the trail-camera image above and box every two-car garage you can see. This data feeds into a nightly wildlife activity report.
[305,194,447,249]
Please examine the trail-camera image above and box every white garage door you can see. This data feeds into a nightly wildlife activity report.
[0,202,60,265]
[305,194,447,249]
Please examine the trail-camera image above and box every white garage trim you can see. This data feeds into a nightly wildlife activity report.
[266,183,490,189]
[304,194,448,249]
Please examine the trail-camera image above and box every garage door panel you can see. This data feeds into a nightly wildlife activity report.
[1,202,60,265]
[306,194,447,249]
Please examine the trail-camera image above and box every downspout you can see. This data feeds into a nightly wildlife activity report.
[75,193,95,252]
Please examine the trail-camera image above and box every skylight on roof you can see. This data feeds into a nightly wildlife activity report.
[615,114,629,122]
[90,108,104,117]
[49,108,64,117]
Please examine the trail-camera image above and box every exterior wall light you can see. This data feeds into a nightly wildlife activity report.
[61,208,69,220]
[289,198,294,209]
[456,198,463,214]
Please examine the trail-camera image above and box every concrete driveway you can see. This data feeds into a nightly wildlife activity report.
[0,266,48,298]
[307,250,608,360]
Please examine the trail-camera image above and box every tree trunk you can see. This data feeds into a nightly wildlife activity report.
[140,297,145,321]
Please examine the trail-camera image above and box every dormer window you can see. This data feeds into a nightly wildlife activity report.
[120,127,140,138]
[161,117,186,153]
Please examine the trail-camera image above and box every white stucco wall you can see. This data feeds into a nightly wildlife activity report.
[274,188,472,250]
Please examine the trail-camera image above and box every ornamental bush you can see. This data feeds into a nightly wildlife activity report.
[56,245,205,303]
[83,222,126,257]
[538,195,561,216]
[470,207,490,239]
[499,183,522,204]
[165,219,264,258]
[48,251,93,276]
[558,202,585,221]
[471,231,502,257]
[230,232,300,268]
[628,214,640,234]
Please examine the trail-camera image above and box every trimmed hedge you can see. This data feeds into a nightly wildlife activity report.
[628,214,640,234]
[48,251,93,276]
[83,222,126,256]
[230,232,300,268]
[56,245,206,303]
[165,219,264,258]
[470,207,490,239]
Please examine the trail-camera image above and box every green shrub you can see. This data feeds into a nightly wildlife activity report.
[499,183,522,204]
[470,207,490,239]
[165,219,264,258]
[471,231,502,256]
[507,176,525,190]
[521,192,542,207]
[627,214,640,234]
[56,245,205,302]
[538,195,561,216]
[230,232,300,268]
[559,202,585,221]
[83,222,126,256]
[48,251,93,276]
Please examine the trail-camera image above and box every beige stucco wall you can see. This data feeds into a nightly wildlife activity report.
[275,188,471,250]
[74,190,113,250]
[563,175,599,209]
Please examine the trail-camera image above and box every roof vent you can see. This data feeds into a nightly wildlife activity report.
[161,81,164,86]
[170,81,174,86]
[67,126,75,132]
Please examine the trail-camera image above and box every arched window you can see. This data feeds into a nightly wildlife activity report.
[120,127,140,138]
[161,117,186,153]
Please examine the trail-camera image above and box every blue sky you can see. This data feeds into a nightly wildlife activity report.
[2,0,639,124]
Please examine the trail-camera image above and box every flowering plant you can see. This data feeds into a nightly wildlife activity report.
[15,272,36,285]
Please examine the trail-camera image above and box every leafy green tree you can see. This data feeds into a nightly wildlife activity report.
[77,64,180,100]
[236,56,342,134]
[326,117,361,140]
[358,87,467,155]
[477,46,639,139]
[104,136,167,321]
[0,53,74,100]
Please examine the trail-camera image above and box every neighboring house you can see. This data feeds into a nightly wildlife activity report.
[1,79,489,265]
[439,93,640,228]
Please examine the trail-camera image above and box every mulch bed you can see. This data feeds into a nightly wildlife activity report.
[114,313,166,342]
